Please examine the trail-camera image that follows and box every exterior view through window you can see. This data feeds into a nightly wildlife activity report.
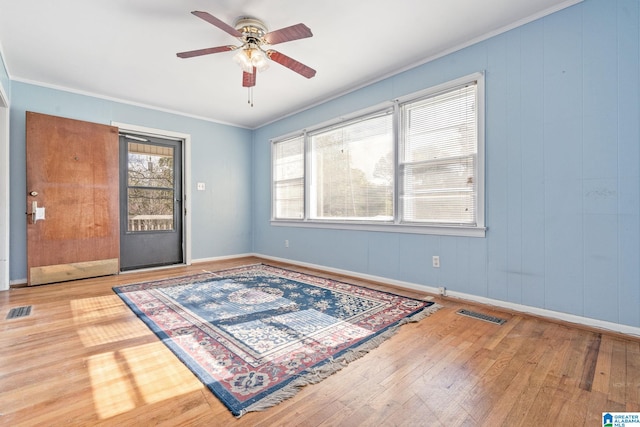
[126,142,175,232]
[309,110,394,221]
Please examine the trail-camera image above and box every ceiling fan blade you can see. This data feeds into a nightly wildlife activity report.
[191,11,242,38]
[267,50,316,79]
[264,23,313,45]
[243,68,257,87]
[176,45,235,58]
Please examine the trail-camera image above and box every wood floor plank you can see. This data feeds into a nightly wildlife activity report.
[478,325,554,425]
[592,334,615,394]
[502,325,568,424]
[626,341,640,411]
[609,338,629,405]
[1,256,639,426]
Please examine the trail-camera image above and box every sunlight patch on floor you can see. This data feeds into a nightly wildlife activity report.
[76,321,150,347]
[87,351,137,419]
[120,342,203,402]
[71,295,132,322]
[71,296,150,347]
[87,342,202,419]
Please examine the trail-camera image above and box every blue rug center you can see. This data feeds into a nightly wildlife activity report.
[155,275,383,358]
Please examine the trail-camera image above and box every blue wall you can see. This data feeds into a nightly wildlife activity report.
[9,82,253,281]
[253,0,640,328]
[4,0,639,330]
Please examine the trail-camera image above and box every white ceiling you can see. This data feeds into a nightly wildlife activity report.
[0,0,580,129]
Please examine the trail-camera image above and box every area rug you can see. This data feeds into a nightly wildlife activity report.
[113,264,439,417]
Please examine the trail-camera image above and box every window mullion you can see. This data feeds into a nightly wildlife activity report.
[393,100,401,225]
[304,130,311,221]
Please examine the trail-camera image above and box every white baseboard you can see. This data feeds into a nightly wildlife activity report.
[192,253,257,265]
[253,253,640,338]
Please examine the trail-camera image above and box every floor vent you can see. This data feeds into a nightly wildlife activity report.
[6,305,32,320]
[457,309,506,325]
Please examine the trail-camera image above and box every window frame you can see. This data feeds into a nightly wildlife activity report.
[270,72,486,237]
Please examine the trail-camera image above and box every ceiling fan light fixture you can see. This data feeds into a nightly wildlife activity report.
[251,49,270,72]
[233,49,254,73]
[233,47,269,73]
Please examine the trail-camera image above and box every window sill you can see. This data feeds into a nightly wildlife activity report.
[270,220,486,237]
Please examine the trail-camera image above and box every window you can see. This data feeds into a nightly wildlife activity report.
[273,135,304,219]
[271,73,485,236]
[400,83,478,225]
[309,110,394,221]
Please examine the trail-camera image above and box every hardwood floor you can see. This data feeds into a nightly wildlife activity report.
[1,257,638,426]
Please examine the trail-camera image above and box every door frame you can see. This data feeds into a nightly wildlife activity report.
[0,83,9,291]
[112,122,192,269]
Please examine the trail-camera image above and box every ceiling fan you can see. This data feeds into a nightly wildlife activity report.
[177,11,316,105]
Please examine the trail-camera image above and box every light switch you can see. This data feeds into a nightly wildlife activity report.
[197,182,206,191]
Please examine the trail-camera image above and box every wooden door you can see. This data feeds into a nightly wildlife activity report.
[26,112,120,285]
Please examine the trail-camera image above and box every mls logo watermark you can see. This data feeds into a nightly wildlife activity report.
[603,412,640,427]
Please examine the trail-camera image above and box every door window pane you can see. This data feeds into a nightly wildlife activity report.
[127,188,175,231]
[127,142,175,232]
[127,142,174,187]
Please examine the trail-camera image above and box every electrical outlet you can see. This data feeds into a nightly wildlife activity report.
[432,255,440,268]
[438,287,447,296]
[196,182,206,191]
[285,240,289,248]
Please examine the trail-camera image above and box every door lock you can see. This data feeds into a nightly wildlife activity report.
[29,191,38,197]
[31,201,46,224]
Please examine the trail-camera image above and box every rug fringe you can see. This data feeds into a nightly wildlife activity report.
[406,302,442,323]
[238,303,442,417]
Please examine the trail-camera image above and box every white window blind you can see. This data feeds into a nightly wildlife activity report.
[273,136,304,219]
[309,110,394,221]
[400,82,478,225]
